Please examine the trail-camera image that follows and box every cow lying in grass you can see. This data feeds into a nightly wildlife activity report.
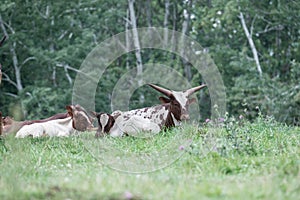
[93,110,161,137]
[94,83,206,137]
[2,112,69,136]
[5,104,94,138]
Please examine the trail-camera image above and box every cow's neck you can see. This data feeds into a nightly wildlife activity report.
[109,123,123,137]
[164,111,181,128]
[3,121,24,135]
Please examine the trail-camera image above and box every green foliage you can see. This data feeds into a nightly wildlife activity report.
[228,69,300,125]
[19,86,71,119]
[0,0,299,125]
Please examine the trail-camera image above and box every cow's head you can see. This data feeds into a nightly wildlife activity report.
[92,112,115,137]
[1,115,15,134]
[148,83,206,121]
[2,116,13,126]
[66,104,94,131]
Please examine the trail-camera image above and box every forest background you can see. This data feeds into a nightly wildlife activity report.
[0,0,299,125]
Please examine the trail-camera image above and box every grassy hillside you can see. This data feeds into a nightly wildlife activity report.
[0,116,299,200]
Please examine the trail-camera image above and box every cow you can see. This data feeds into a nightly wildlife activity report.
[14,104,95,138]
[93,111,160,137]
[2,104,95,136]
[94,83,206,137]
[2,112,70,136]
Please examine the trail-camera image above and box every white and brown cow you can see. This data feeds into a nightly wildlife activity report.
[2,112,70,136]
[94,83,206,137]
[15,104,95,138]
[94,110,161,137]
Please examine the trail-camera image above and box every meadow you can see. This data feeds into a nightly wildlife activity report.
[0,116,299,200]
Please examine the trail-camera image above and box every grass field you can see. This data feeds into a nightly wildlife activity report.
[0,116,299,200]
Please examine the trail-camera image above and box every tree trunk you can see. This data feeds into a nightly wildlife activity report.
[125,9,131,70]
[128,0,144,103]
[11,41,23,91]
[0,36,6,84]
[0,14,23,92]
[170,2,177,68]
[180,1,192,81]
[146,0,152,28]
[163,0,170,47]
[239,12,263,77]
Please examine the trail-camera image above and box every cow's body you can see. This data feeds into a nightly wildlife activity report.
[95,110,161,137]
[2,113,69,136]
[13,104,95,138]
[15,117,74,138]
[116,104,182,129]
[94,84,206,137]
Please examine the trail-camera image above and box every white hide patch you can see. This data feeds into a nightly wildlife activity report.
[172,91,189,110]
[171,113,181,126]
[103,110,162,137]
[99,113,109,132]
[15,117,74,138]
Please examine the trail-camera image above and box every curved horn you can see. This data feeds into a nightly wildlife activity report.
[148,83,172,97]
[187,84,207,96]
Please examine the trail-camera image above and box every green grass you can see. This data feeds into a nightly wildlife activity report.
[0,116,299,200]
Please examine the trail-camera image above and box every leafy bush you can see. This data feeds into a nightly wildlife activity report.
[19,86,71,119]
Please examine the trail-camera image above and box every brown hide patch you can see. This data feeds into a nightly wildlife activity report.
[169,99,182,121]
[124,115,130,120]
[67,105,94,131]
[106,115,115,133]
[158,98,181,128]
[3,116,13,126]
[95,113,115,137]
[165,112,175,128]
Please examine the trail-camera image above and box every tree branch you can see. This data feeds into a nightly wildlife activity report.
[128,0,143,86]
[239,12,263,77]
[21,56,37,67]
[4,92,18,98]
[250,14,257,36]
[0,14,23,90]
[2,72,18,88]
[64,64,73,85]
[55,63,73,85]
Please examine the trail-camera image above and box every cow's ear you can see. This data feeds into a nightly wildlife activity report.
[66,105,74,117]
[159,97,170,104]
[188,98,196,105]
[90,111,98,117]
